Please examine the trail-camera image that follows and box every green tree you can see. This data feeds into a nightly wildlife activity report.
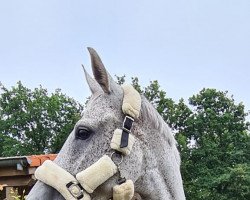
[0,81,83,156]
[116,76,250,199]
[181,88,250,200]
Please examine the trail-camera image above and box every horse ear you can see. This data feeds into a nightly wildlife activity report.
[82,64,101,94]
[87,47,110,94]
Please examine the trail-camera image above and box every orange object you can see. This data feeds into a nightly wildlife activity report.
[27,154,57,167]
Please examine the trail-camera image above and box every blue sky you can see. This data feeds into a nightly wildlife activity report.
[0,0,249,115]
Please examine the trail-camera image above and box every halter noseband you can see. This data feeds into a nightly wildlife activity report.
[35,84,141,200]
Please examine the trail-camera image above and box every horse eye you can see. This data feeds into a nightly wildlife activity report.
[75,126,92,140]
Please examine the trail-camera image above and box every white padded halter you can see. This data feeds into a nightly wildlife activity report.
[110,84,141,155]
[34,84,141,200]
[122,84,141,119]
[35,160,91,200]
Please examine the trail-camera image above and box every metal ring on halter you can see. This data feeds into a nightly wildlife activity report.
[110,151,123,166]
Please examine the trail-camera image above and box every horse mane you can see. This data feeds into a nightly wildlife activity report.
[140,96,181,165]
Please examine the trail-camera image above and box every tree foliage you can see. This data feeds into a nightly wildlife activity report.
[116,76,250,200]
[181,89,250,200]
[1,77,249,199]
[0,81,83,156]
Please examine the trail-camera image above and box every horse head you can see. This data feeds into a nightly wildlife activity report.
[27,48,185,200]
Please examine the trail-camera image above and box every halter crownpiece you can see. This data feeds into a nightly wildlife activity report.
[122,84,141,119]
[34,84,141,200]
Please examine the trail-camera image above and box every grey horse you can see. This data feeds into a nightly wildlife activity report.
[27,48,186,200]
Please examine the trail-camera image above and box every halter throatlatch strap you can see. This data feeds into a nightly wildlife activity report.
[76,155,117,194]
[35,160,90,200]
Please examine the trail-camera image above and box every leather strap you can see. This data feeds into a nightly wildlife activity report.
[120,116,134,148]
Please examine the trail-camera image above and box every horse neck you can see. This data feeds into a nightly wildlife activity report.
[140,98,176,149]
[135,99,185,199]
[139,97,181,170]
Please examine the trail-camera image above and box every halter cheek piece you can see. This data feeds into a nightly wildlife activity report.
[35,84,141,200]
[110,84,141,156]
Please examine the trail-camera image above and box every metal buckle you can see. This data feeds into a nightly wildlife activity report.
[67,181,84,199]
[111,151,124,166]
[122,115,134,133]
